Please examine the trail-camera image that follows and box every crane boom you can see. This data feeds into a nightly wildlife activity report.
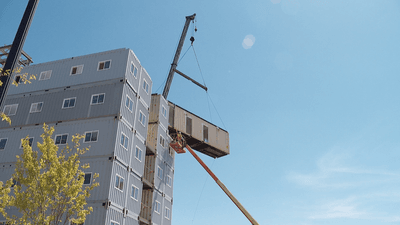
[162,13,196,99]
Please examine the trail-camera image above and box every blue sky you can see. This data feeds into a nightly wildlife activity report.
[2,0,400,224]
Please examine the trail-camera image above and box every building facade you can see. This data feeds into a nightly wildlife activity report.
[0,48,174,225]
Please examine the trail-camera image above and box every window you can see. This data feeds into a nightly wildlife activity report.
[11,179,20,189]
[161,105,167,118]
[14,75,21,84]
[120,133,128,149]
[55,134,68,145]
[203,125,209,143]
[62,97,76,109]
[142,80,149,94]
[159,135,166,148]
[131,185,139,200]
[125,96,133,112]
[83,173,91,185]
[115,174,124,191]
[91,93,105,105]
[157,166,163,180]
[154,201,161,214]
[139,111,146,126]
[20,137,33,149]
[111,221,119,225]
[39,70,52,80]
[186,116,192,135]
[135,146,142,161]
[130,63,138,77]
[0,138,7,150]
[98,60,111,70]
[84,131,98,143]
[166,175,172,187]
[70,65,84,75]
[70,222,84,225]
[3,104,18,116]
[165,207,171,220]
[30,102,43,113]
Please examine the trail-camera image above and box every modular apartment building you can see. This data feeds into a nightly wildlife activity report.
[0,48,175,225]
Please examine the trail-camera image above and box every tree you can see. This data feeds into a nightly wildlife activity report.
[0,124,99,225]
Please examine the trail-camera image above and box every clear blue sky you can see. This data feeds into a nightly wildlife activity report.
[2,0,400,224]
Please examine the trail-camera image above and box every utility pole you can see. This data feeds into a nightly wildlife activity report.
[162,13,196,99]
[0,0,39,111]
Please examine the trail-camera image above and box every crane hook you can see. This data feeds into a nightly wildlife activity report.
[190,36,195,45]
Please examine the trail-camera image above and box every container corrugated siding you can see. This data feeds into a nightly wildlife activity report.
[146,123,158,152]
[126,173,142,216]
[130,135,146,177]
[109,161,129,208]
[8,48,130,95]
[0,117,118,162]
[158,125,174,168]
[0,165,16,186]
[135,100,149,139]
[138,67,152,108]
[143,155,155,185]
[148,95,160,123]
[105,206,124,225]
[83,205,108,224]
[115,121,133,166]
[0,81,123,129]
[140,189,153,221]
[126,50,144,95]
[80,158,113,201]
[151,191,163,225]
[163,197,173,225]
[125,215,140,225]
[153,156,165,193]
[163,165,174,199]
[169,102,230,156]
[120,84,138,128]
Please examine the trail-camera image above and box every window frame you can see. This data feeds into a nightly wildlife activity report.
[154,201,161,214]
[131,185,139,201]
[70,65,84,75]
[20,137,34,149]
[142,79,149,94]
[135,146,142,162]
[39,70,52,80]
[120,133,129,150]
[98,60,111,71]
[130,62,138,78]
[83,172,92,185]
[3,104,18,116]
[166,175,172,187]
[203,124,209,143]
[138,110,146,126]
[90,93,105,105]
[62,97,76,109]
[55,134,68,145]
[165,207,171,220]
[0,138,8,150]
[84,130,99,143]
[161,105,167,119]
[125,95,134,112]
[29,102,44,113]
[110,221,119,225]
[159,135,166,148]
[115,174,124,192]
[157,166,163,180]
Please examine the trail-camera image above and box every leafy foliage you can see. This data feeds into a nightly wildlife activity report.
[0,124,99,225]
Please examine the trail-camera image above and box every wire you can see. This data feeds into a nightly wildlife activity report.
[207,92,228,130]
[191,45,207,87]
[178,45,192,64]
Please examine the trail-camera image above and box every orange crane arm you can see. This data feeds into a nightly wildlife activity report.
[185,144,260,225]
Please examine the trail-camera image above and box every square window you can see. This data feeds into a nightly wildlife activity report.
[91,93,105,105]
[154,201,161,214]
[139,111,146,126]
[115,175,124,191]
[130,63,138,78]
[111,221,119,225]
[84,131,98,143]
[83,173,91,185]
[0,138,7,150]
[98,60,111,70]
[159,135,166,148]
[161,106,167,118]
[30,102,43,113]
[62,97,76,109]
[120,133,128,149]
[20,137,33,149]
[70,65,84,75]
[125,96,133,112]
[131,185,139,200]
[55,134,68,145]
[135,146,142,161]
[142,80,149,94]
[3,104,18,116]
[166,175,172,187]
[157,166,163,180]
[39,70,52,80]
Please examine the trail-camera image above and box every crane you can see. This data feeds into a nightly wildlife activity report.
[164,14,260,225]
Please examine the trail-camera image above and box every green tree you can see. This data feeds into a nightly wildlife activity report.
[0,124,99,225]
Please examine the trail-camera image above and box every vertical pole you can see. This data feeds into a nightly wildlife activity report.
[162,13,196,100]
[185,145,259,225]
[0,0,39,111]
